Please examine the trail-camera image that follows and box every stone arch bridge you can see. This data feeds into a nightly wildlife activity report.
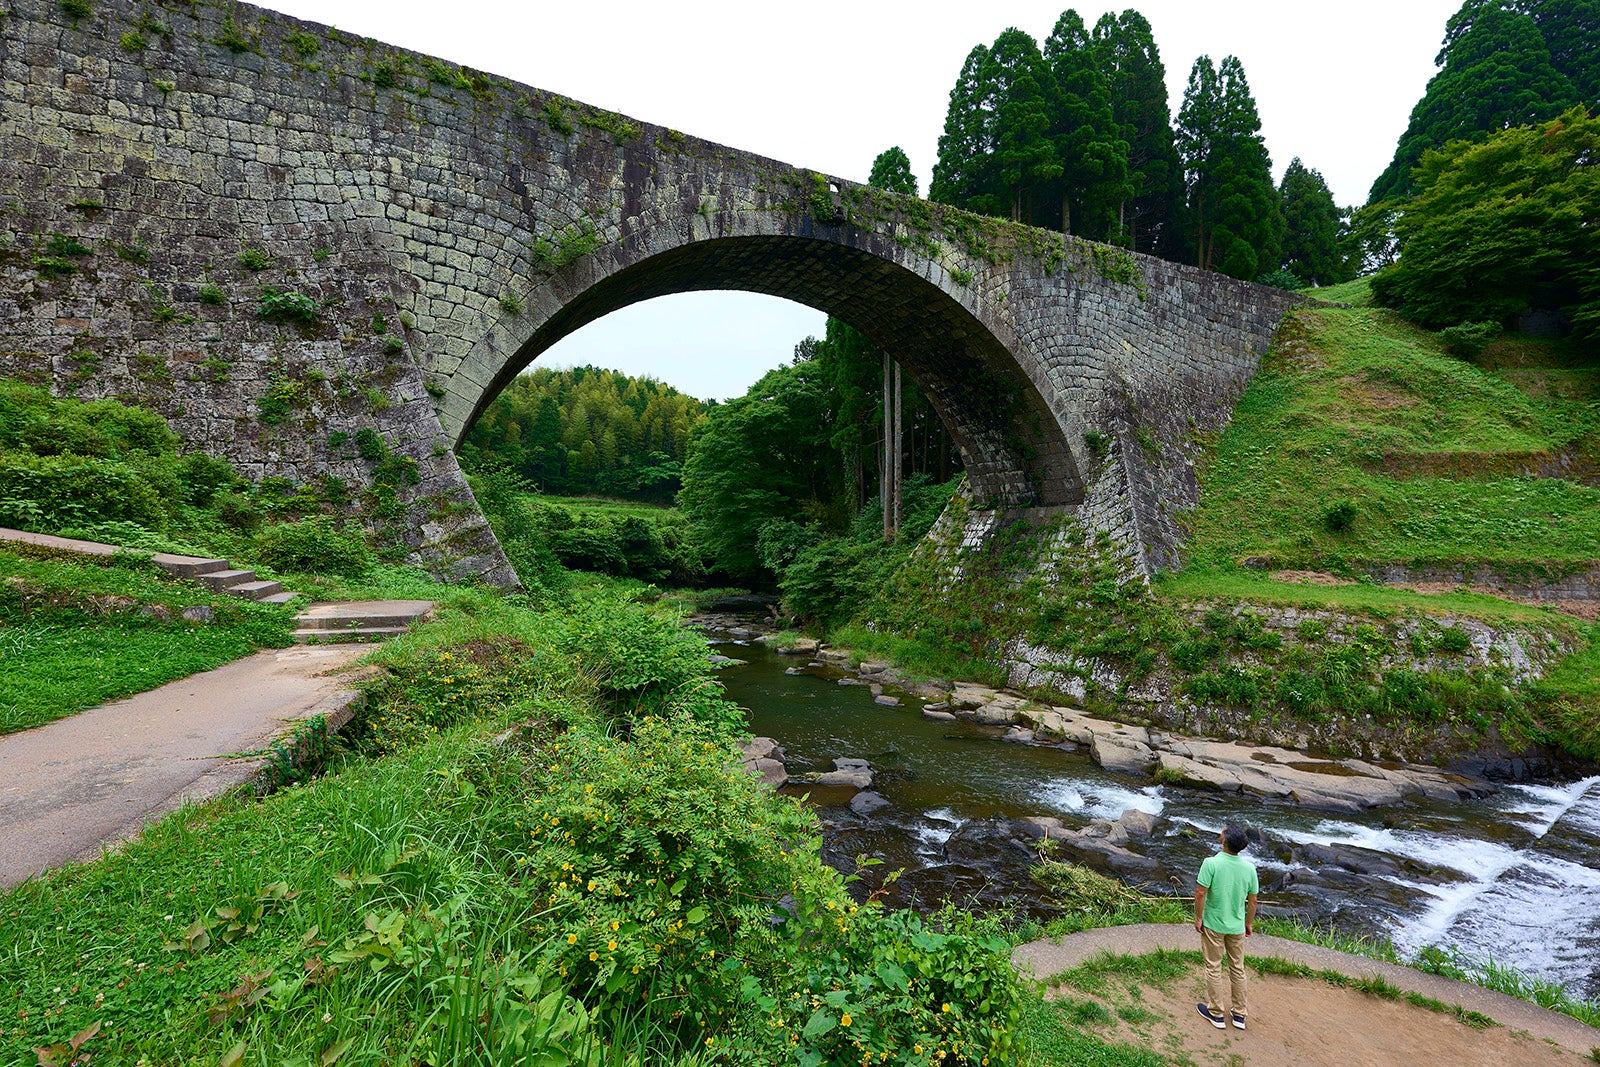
[0,0,1303,585]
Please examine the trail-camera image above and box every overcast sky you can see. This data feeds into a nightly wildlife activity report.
[269,0,1461,400]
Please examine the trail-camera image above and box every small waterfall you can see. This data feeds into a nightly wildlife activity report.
[1390,775,1600,999]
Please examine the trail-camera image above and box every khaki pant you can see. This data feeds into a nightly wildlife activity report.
[1200,926,1248,1018]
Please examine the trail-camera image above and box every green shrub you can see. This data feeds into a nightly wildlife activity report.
[236,246,272,270]
[256,287,320,324]
[254,517,373,578]
[1440,320,1504,359]
[552,589,737,726]
[177,451,237,507]
[745,903,1026,1065]
[197,281,225,305]
[0,454,170,530]
[1323,499,1359,532]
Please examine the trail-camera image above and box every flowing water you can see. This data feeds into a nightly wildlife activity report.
[711,634,1600,1000]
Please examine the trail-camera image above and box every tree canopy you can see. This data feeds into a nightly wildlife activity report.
[1277,159,1352,287]
[1371,106,1600,338]
[868,146,918,195]
[1092,9,1184,257]
[1044,9,1129,240]
[1176,55,1282,279]
[1369,0,1578,203]
[460,366,706,501]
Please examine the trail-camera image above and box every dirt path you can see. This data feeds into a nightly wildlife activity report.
[1016,924,1600,1063]
[0,645,364,889]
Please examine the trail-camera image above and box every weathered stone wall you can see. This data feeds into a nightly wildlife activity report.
[0,0,1303,581]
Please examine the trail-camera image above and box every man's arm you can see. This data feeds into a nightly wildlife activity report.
[1245,892,1257,936]
[1193,885,1207,933]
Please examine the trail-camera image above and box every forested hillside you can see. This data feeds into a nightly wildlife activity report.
[458,366,707,502]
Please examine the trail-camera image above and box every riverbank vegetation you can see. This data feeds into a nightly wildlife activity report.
[0,582,1042,1065]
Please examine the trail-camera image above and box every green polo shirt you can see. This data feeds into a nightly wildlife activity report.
[1198,852,1258,935]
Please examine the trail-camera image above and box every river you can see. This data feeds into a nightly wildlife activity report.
[710,632,1600,1001]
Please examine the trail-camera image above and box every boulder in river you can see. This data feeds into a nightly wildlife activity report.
[850,791,890,815]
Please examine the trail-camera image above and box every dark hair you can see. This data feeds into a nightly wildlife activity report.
[1222,824,1250,854]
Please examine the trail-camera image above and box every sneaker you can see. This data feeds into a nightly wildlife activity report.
[1231,1012,1246,1031]
[1197,1003,1226,1029]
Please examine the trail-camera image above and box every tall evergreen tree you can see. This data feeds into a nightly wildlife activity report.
[1092,9,1184,258]
[1177,55,1282,279]
[1278,158,1350,286]
[984,29,1061,222]
[1043,9,1129,239]
[1369,1,1574,203]
[1527,0,1600,102]
[931,44,997,211]
[868,146,918,196]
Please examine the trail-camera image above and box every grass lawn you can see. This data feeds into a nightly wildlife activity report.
[0,549,291,734]
[1182,305,1600,571]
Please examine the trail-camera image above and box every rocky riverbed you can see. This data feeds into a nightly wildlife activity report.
[704,620,1600,998]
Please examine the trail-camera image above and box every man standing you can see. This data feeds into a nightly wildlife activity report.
[1194,823,1258,1031]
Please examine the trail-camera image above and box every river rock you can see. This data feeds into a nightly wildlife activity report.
[950,683,1000,711]
[838,677,866,687]
[741,737,784,763]
[973,703,1021,726]
[816,649,851,665]
[785,666,806,675]
[777,637,820,656]
[1017,816,1069,840]
[922,708,957,722]
[873,695,901,708]
[850,790,890,815]
[707,654,747,667]
[1090,733,1156,775]
[813,758,874,790]
[1003,727,1036,744]
[810,770,872,789]
[1116,809,1162,838]
[751,758,788,788]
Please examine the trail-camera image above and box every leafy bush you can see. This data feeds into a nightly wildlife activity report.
[177,451,238,507]
[253,517,373,578]
[1323,499,1359,532]
[552,589,738,727]
[0,454,172,530]
[743,903,1025,1065]
[255,286,319,324]
[1439,320,1504,358]
[1257,268,1305,291]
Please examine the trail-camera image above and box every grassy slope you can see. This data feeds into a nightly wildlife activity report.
[0,549,291,733]
[1182,304,1600,572]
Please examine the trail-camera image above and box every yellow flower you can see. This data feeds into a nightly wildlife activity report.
[607,940,617,951]
[589,951,598,961]
[840,1013,852,1027]
[567,934,577,944]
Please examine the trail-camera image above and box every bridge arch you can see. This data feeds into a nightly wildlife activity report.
[437,213,1086,508]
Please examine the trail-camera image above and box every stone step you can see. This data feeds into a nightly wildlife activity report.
[292,600,434,633]
[291,626,410,643]
[151,555,233,580]
[259,591,300,605]
[227,579,283,600]
[198,569,255,591]
[294,612,428,631]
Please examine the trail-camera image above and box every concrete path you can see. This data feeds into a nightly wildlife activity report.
[1014,923,1600,1056]
[0,645,365,889]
